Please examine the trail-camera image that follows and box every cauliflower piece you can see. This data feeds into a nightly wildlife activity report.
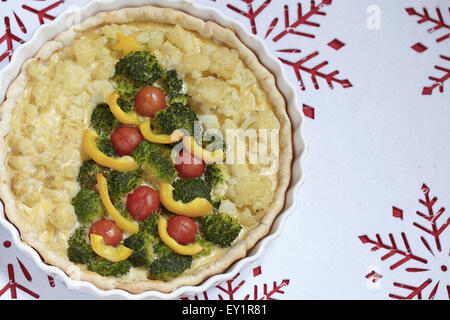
[199,114,220,130]
[48,203,77,231]
[218,200,238,218]
[52,61,90,96]
[145,28,165,51]
[182,53,210,74]
[226,171,273,213]
[73,36,109,68]
[237,207,258,227]
[27,59,48,79]
[209,48,240,79]
[166,24,199,53]
[10,174,41,206]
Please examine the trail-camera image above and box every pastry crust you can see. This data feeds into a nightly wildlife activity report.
[0,6,292,294]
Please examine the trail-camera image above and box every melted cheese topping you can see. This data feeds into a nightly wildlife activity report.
[6,22,280,278]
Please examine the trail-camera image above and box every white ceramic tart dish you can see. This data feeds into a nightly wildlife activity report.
[0,0,306,299]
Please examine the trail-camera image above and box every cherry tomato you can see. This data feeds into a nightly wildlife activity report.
[126,186,160,221]
[134,86,166,117]
[89,219,123,247]
[167,216,197,245]
[175,150,206,178]
[110,126,143,156]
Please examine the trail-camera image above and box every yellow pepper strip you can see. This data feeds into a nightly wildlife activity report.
[182,136,225,164]
[159,183,213,217]
[113,31,142,56]
[139,120,184,144]
[108,92,139,125]
[82,129,138,172]
[158,217,203,256]
[96,173,139,235]
[90,234,133,262]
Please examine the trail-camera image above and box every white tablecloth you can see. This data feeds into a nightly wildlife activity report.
[0,0,448,300]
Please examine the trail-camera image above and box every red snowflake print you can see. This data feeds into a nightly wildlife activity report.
[0,240,39,299]
[48,276,56,288]
[413,184,450,253]
[365,270,383,283]
[359,183,450,300]
[226,0,272,35]
[405,7,450,44]
[250,0,352,120]
[359,233,428,271]
[22,0,65,25]
[0,237,57,299]
[216,273,246,300]
[0,16,25,63]
[422,55,450,95]
[327,38,345,51]
[279,50,352,91]
[0,264,39,299]
[243,279,290,300]
[302,104,315,119]
[181,265,290,300]
[406,6,450,95]
[269,0,333,42]
[411,42,428,53]
[0,0,65,63]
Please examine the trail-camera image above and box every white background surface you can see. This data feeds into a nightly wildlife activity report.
[0,0,449,300]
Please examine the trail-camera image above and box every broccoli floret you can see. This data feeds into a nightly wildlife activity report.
[107,170,142,202]
[67,227,97,264]
[68,226,131,276]
[87,259,131,277]
[193,236,214,257]
[153,103,200,137]
[122,213,159,267]
[172,178,211,203]
[153,241,173,259]
[90,103,118,136]
[149,253,192,282]
[162,69,183,98]
[139,213,159,236]
[77,160,101,189]
[123,232,156,267]
[204,164,229,188]
[114,76,138,113]
[131,141,177,183]
[168,94,189,106]
[71,189,104,224]
[117,98,134,113]
[115,77,138,104]
[200,212,242,248]
[115,51,163,87]
[96,135,118,158]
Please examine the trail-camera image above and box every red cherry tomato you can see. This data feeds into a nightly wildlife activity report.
[167,216,197,245]
[89,219,123,247]
[175,150,206,178]
[134,86,166,117]
[110,126,143,156]
[126,186,160,221]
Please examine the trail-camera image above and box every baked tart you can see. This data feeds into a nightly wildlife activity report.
[0,6,292,293]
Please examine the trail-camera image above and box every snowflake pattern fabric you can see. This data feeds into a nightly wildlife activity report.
[0,0,70,63]
[360,184,449,299]
[405,7,450,95]
[0,0,449,299]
